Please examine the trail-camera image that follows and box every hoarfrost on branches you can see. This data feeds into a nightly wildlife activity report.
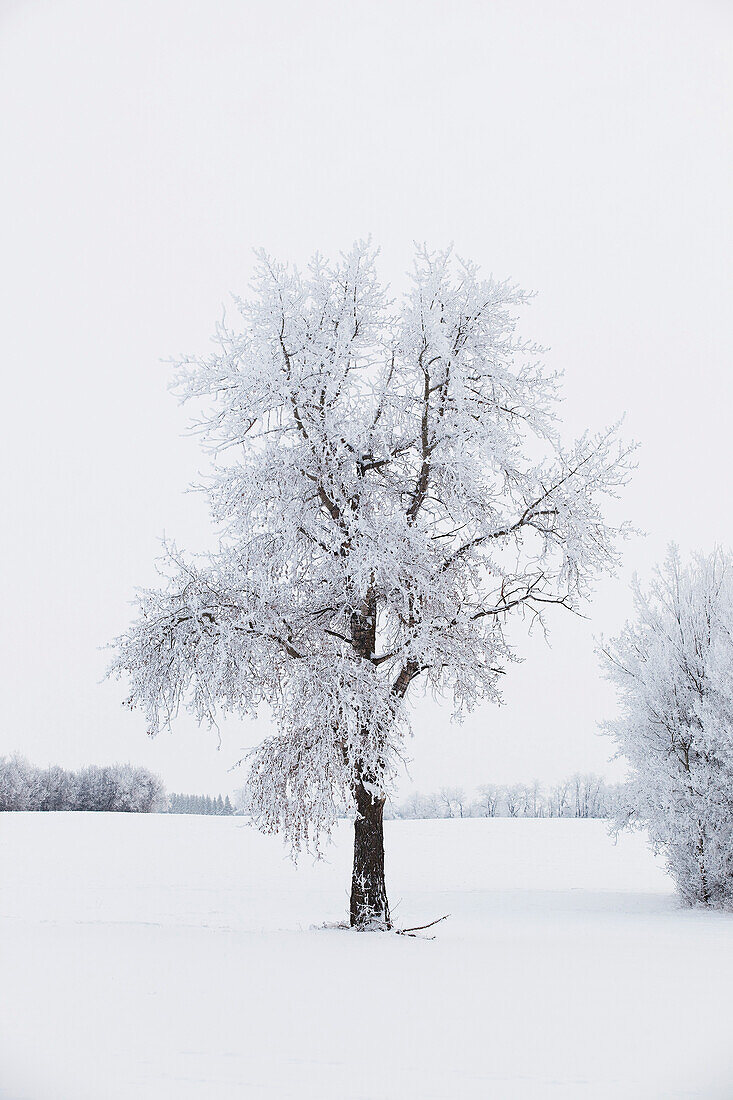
[109,242,632,920]
[600,547,733,909]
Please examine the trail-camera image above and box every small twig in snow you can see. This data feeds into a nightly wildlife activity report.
[395,913,450,937]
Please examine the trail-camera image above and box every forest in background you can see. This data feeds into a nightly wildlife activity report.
[1,755,622,821]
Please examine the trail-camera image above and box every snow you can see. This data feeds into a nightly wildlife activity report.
[1,814,732,1099]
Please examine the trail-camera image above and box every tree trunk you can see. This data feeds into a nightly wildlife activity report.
[350,778,391,929]
[696,823,710,905]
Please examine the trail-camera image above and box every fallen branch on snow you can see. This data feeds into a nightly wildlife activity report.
[395,914,450,938]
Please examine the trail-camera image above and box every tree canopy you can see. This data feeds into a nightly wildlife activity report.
[110,242,633,924]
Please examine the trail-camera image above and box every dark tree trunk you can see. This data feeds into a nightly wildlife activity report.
[696,823,710,905]
[350,778,391,929]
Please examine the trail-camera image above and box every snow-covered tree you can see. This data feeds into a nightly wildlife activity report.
[0,755,35,811]
[109,242,632,928]
[504,783,523,818]
[524,779,543,817]
[36,765,73,811]
[547,779,571,818]
[392,790,440,820]
[600,548,733,909]
[570,773,605,818]
[477,783,502,817]
[439,786,466,818]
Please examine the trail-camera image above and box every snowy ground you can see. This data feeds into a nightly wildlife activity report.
[1,814,731,1099]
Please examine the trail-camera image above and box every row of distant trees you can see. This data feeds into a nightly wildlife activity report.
[233,774,625,821]
[168,793,235,815]
[0,756,244,816]
[0,755,167,813]
[386,774,625,820]
[1,755,622,822]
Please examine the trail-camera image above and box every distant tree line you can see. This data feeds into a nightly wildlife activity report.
[233,773,626,821]
[0,755,166,812]
[385,774,626,820]
[168,793,235,815]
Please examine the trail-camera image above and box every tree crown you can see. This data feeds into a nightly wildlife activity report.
[110,242,633,852]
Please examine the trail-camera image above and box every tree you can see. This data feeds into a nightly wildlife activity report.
[109,242,632,929]
[525,779,543,818]
[547,779,571,818]
[504,783,523,818]
[600,547,733,909]
[37,765,72,811]
[0,755,35,811]
[439,786,466,818]
[477,783,502,817]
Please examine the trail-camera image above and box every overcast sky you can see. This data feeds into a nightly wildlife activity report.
[1,0,731,798]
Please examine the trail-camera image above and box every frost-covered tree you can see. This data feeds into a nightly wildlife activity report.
[524,779,543,817]
[600,548,733,909]
[439,786,466,818]
[504,783,523,818]
[548,779,571,818]
[477,783,502,817]
[109,242,632,929]
[0,755,36,811]
[570,772,605,818]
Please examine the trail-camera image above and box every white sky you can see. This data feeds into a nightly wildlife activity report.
[1,0,731,798]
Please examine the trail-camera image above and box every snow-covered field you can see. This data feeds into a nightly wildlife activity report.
[1,814,731,1099]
